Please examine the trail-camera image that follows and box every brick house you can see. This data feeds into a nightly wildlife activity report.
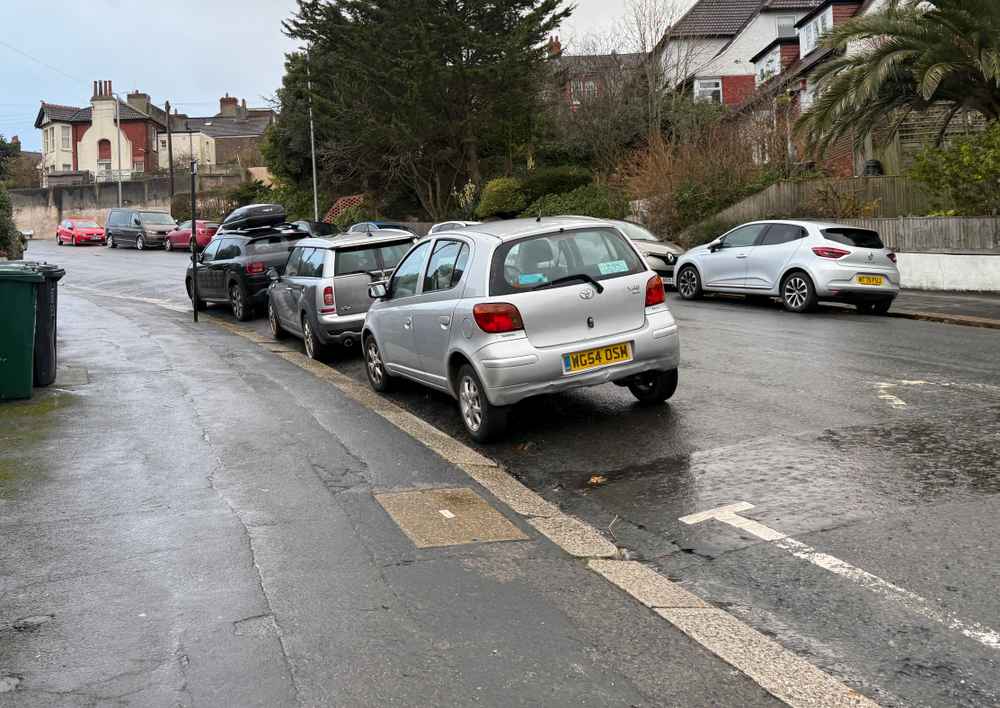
[34,81,166,186]
[157,95,275,170]
[662,0,822,107]
[546,36,646,112]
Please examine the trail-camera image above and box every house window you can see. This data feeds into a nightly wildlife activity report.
[133,159,145,173]
[62,164,71,171]
[694,78,723,103]
[800,82,817,111]
[61,125,71,150]
[800,6,833,56]
[160,138,167,149]
[777,15,796,37]
[43,129,48,154]
[97,160,111,173]
[756,47,782,85]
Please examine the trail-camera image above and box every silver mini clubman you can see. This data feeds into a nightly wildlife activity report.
[362,217,681,441]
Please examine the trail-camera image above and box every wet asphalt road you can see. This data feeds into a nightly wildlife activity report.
[22,240,1000,706]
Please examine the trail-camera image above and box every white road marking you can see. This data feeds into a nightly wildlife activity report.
[874,382,907,408]
[438,509,455,519]
[682,503,1000,651]
[75,288,879,706]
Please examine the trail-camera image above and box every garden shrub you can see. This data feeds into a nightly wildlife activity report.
[521,166,593,205]
[909,122,1000,216]
[521,183,628,220]
[475,177,527,219]
[0,186,25,259]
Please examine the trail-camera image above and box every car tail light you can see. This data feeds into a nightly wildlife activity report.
[887,252,897,264]
[645,275,665,306]
[245,261,266,274]
[319,285,336,315]
[473,303,524,333]
[812,246,851,259]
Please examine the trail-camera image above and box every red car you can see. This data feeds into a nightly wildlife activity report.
[57,218,105,246]
[165,220,220,253]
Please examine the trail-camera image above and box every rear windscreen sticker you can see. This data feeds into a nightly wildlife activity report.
[597,260,629,275]
[518,273,547,286]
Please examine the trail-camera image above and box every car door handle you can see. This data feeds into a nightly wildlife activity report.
[439,316,451,329]
[736,254,748,259]
[404,317,412,329]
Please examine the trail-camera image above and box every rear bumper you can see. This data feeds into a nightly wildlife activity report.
[317,312,366,344]
[473,307,681,406]
[814,264,900,300]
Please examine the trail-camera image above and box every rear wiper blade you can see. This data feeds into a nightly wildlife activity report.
[532,273,604,293]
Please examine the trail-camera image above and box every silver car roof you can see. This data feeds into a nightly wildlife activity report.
[296,231,416,250]
[461,216,618,242]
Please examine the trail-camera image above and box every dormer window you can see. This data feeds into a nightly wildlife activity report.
[756,47,782,86]
[800,6,833,56]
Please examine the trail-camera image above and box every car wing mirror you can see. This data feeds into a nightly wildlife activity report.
[267,267,280,283]
[368,282,388,299]
[708,240,723,252]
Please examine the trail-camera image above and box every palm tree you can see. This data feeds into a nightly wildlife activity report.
[796,0,1000,157]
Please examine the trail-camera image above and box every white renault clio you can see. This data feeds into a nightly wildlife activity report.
[362,217,681,441]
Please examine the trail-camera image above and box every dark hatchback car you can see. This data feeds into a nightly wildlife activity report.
[186,231,306,320]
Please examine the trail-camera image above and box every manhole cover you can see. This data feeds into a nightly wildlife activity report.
[375,487,528,548]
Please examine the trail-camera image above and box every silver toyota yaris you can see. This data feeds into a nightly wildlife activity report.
[362,217,681,441]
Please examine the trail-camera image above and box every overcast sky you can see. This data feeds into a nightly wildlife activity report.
[2,0,659,152]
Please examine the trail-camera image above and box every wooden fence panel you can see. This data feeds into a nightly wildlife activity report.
[840,217,1000,253]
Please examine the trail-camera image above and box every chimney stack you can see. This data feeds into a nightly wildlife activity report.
[11,135,19,145]
[219,93,239,117]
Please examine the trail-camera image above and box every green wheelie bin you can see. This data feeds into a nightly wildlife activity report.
[0,264,43,401]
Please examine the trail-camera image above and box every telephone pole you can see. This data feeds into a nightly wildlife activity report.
[190,159,199,323]
[306,49,319,221]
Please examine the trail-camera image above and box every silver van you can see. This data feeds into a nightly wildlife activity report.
[266,231,416,358]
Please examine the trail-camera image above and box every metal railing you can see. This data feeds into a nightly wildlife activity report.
[95,170,134,183]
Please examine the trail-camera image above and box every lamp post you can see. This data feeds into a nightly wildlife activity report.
[191,159,199,323]
[111,92,124,207]
[306,49,319,221]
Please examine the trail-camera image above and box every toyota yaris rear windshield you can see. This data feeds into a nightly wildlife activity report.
[490,227,644,296]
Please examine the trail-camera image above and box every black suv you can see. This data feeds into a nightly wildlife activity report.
[186,227,306,320]
[105,208,176,250]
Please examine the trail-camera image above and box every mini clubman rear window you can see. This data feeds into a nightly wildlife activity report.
[490,227,644,296]
[822,228,884,249]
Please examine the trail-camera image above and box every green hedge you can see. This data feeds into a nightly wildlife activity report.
[521,184,628,220]
[475,177,527,219]
[521,166,592,205]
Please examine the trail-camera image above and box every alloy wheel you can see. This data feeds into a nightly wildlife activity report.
[678,268,697,298]
[783,276,809,311]
[269,305,280,337]
[459,376,483,433]
[165,238,172,252]
[136,236,145,251]
[230,285,244,320]
[304,321,315,359]
[366,340,384,386]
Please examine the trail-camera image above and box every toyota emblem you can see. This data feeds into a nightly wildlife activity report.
[579,288,596,300]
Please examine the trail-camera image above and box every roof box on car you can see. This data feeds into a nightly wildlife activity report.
[221,203,286,231]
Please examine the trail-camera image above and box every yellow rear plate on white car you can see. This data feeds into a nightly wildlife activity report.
[562,342,633,375]
[856,275,884,286]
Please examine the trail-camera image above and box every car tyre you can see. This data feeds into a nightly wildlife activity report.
[107,234,117,248]
[164,238,173,252]
[677,266,703,300]
[230,282,251,322]
[136,235,145,251]
[364,335,395,392]
[628,369,678,405]
[457,364,508,443]
[268,301,286,339]
[57,236,63,246]
[856,299,893,316]
[302,316,325,361]
[781,271,817,313]
[186,278,206,311]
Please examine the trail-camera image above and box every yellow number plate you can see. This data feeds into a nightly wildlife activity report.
[856,275,884,286]
[562,342,633,375]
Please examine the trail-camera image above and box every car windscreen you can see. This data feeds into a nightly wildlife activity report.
[247,235,304,255]
[334,240,413,275]
[490,227,645,296]
[822,228,884,249]
[73,220,100,229]
[139,212,175,225]
[616,221,658,242]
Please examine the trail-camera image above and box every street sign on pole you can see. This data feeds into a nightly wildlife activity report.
[191,159,199,323]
